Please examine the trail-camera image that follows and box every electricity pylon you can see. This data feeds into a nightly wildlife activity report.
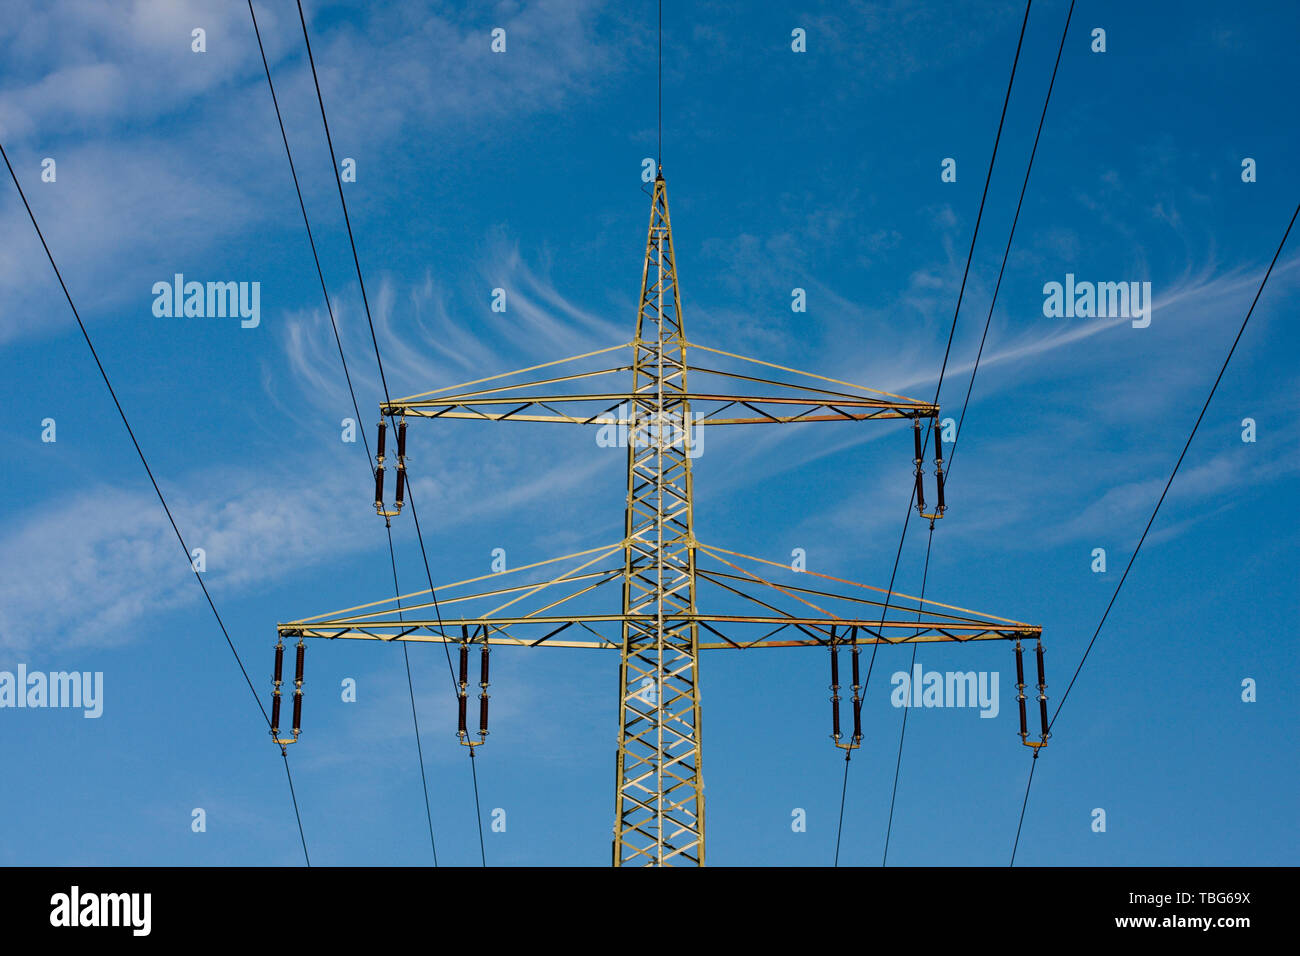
[271,171,1049,867]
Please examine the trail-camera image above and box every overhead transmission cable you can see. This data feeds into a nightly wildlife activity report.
[247,0,441,864]
[1011,200,1299,865]
[295,0,487,865]
[832,0,1033,866]
[0,138,311,866]
[880,0,1075,867]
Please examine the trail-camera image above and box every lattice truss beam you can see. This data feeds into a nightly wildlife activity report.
[276,542,1040,648]
[376,345,938,426]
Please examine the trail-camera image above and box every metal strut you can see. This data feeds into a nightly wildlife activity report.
[373,419,407,518]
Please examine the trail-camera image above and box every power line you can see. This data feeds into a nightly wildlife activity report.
[295,0,487,864]
[248,0,441,865]
[0,137,311,865]
[1010,199,1300,865]
[878,0,1076,864]
[832,0,1033,864]
[948,0,1076,475]
[881,529,934,865]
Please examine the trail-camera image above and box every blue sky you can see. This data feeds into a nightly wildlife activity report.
[0,0,1296,866]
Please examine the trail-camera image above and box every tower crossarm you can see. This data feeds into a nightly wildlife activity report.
[378,344,937,426]
[381,390,935,425]
[277,615,1037,647]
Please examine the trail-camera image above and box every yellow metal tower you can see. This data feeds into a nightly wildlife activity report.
[271,172,1049,866]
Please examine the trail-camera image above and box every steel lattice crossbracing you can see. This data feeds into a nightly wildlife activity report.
[614,177,703,865]
[272,172,1048,865]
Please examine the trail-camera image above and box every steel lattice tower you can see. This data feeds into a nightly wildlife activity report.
[615,176,704,865]
[271,171,1050,867]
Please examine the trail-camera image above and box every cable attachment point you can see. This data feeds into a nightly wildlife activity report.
[271,636,304,747]
[373,418,407,518]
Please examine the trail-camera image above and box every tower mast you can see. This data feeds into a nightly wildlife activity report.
[615,172,704,865]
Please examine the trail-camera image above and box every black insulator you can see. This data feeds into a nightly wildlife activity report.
[1015,642,1028,739]
[829,641,841,741]
[1036,643,1049,738]
[394,467,406,506]
[912,420,923,462]
[271,693,281,733]
[915,471,926,512]
[933,425,944,465]
[457,694,468,737]
[295,643,305,684]
[935,468,946,512]
[852,697,862,742]
[374,465,385,505]
[376,420,387,459]
[458,644,469,687]
[851,643,861,689]
[273,643,284,684]
[480,646,490,688]
[292,691,302,733]
[396,421,407,458]
[478,694,489,737]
